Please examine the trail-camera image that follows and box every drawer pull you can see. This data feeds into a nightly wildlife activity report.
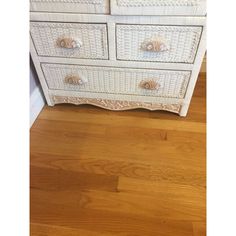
[65,75,87,85]
[57,37,82,49]
[141,37,169,52]
[139,80,160,90]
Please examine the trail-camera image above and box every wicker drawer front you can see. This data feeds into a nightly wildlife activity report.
[116,24,202,63]
[42,64,191,99]
[111,0,206,16]
[30,22,108,60]
[30,0,109,14]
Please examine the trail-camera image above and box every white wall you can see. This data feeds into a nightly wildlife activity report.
[30,57,45,127]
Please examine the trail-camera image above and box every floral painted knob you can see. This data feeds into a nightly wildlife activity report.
[139,80,160,90]
[146,42,155,51]
[141,36,169,52]
[65,75,87,85]
[57,37,82,49]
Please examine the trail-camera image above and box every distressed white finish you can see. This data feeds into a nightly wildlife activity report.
[30,0,206,116]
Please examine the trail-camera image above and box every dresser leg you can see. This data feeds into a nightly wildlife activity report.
[46,96,55,106]
[179,104,189,117]
[47,102,55,107]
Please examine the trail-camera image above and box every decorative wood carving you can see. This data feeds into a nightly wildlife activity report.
[51,96,181,113]
[139,80,160,90]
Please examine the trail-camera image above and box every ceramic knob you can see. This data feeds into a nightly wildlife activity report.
[141,37,169,52]
[139,80,160,90]
[65,75,87,85]
[57,37,82,49]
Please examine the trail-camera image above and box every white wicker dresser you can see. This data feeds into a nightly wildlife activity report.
[30,0,206,116]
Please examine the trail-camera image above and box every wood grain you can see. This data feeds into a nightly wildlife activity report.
[30,73,206,236]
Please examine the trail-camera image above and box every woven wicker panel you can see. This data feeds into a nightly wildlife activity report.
[30,0,109,13]
[31,0,102,3]
[116,24,202,63]
[42,64,191,99]
[116,0,202,7]
[30,22,108,59]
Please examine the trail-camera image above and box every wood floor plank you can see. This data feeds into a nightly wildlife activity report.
[31,165,119,192]
[36,110,206,133]
[192,221,206,236]
[31,188,194,236]
[31,187,204,222]
[31,223,116,236]
[30,73,206,235]
[31,121,205,165]
[31,152,205,187]
[31,172,205,221]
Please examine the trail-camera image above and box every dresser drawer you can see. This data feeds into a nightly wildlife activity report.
[30,0,109,14]
[116,24,202,64]
[42,63,191,99]
[111,0,206,16]
[30,22,108,60]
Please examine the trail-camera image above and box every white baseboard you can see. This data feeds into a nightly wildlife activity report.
[30,86,45,127]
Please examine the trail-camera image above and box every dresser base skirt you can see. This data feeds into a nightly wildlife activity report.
[50,95,184,115]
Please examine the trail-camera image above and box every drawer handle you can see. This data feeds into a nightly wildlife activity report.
[57,37,82,49]
[139,80,160,90]
[141,37,169,52]
[65,75,87,85]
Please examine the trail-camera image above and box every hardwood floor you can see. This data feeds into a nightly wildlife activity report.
[30,73,206,236]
